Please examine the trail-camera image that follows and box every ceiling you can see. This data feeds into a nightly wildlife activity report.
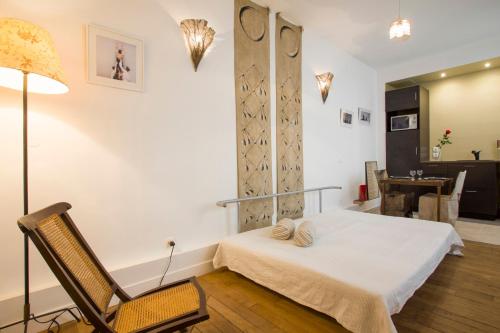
[158,0,500,69]
[261,0,500,69]
[387,56,500,88]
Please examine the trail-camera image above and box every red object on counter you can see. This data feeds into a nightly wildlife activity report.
[359,185,368,202]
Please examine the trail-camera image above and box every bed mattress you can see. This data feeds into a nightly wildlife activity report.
[213,209,463,333]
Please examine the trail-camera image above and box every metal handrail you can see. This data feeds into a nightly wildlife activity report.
[216,185,342,208]
[216,186,342,231]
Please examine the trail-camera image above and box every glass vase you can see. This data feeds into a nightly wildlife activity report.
[431,146,441,161]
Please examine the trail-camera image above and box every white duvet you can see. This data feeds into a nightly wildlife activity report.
[213,209,464,333]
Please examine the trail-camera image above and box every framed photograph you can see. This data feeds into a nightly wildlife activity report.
[340,108,353,128]
[86,24,144,91]
[358,108,371,125]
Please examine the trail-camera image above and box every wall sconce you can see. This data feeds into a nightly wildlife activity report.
[315,72,334,103]
[180,19,215,72]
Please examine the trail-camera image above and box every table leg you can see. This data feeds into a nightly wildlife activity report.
[381,185,386,215]
[437,186,441,222]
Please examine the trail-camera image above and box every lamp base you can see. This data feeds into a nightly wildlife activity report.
[0,307,81,332]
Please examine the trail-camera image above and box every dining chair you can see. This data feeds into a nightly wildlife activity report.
[17,202,209,333]
[418,171,467,225]
[374,170,413,217]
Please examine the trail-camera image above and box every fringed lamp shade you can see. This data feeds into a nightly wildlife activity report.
[0,18,68,94]
[315,72,334,103]
[180,19,215,72]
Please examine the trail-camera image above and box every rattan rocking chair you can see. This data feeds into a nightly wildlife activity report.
[18,202,209,333]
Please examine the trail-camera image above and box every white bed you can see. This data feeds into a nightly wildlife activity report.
[213,209,464,333]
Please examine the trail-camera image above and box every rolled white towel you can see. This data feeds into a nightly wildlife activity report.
[271,218,295,240]
[294,221,316,247]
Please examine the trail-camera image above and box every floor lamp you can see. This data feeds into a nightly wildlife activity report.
[0,18,75,332]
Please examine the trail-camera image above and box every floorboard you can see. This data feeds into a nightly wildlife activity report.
[45,240,500,333]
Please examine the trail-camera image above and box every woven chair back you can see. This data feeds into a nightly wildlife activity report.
[37,214,113,312]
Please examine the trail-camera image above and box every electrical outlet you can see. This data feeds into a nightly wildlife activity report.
[165,238,176,248]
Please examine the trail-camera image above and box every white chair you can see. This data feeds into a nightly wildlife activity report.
[418,171,467,225]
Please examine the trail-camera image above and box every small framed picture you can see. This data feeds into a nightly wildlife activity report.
[358,108,371,125]
[340,108,353,128]
[86,24,144,91]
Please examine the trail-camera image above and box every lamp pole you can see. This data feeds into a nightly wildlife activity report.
[23,71,30,333]
[23,72,28,216]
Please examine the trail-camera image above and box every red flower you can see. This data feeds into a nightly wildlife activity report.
[445,129,451,135]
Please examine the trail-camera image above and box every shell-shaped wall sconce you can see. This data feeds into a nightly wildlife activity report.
[315,72,334,103]
[180,19,215,72]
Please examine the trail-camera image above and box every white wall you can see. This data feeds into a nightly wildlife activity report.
[0,0,377,329]
[376,35,500,167]
[301,33,378,212]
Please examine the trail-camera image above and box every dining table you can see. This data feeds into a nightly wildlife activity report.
[379,177,453,221]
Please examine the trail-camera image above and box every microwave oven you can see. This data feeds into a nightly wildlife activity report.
[391,114,418,131]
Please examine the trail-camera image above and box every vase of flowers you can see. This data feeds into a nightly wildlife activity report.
[432,129,452,161]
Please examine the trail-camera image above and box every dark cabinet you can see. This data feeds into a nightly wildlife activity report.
[447,163,496,190]
[386,130,420,177]
[448,162,498,218]
[385,86,429,178]
[460,189,497,218]
[385,86,420,112]
[421,161,499,219]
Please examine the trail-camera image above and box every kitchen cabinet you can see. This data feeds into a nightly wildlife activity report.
[385,86,420,112]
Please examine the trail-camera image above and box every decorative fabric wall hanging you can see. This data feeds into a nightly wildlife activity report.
[275,14,304,220]
[234,0,272,232]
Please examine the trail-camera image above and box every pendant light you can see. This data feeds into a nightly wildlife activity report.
[389,0,411,40]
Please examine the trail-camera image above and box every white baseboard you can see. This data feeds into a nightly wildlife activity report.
[0,243,218,333]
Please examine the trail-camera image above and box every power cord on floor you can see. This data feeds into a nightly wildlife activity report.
[33,309,69,333]
[159,241,176,287]
[0,306,90,333]
[157,242,198,333]
[34,306,91,333]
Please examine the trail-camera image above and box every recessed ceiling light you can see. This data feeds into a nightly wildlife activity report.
[440,72,447,78]
[485,62,491,68]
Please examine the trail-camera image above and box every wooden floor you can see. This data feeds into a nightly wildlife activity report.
[53,240,500,333]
